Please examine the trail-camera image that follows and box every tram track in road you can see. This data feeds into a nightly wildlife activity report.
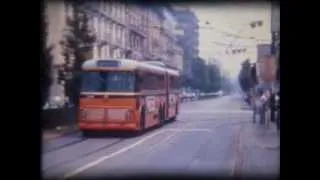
[43,138,126,173]
[43,128,170,173]
[61,116,248,179]
[43,128,80,142]
[43,130,141,154]
[43,136,86,154]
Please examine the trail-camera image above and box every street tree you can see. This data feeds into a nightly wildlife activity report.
[238,59,252,93]
[59,2,96,108]
[189,57,222,93]
[41,6,54,109]
[207,63,222,92]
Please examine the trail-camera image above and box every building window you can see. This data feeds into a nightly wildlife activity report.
[101,46,105,58]
[99,18,103,40]
[114,3,117,19]
[87,15,94,30]
[99,1,104,11]
[133,36,136,49]
[94,17,99,38]
[110,48,114,58]
[121,4,125,23]
[116,3,120,20]
[98,47,101,58]
[107,21,111,38]
[101,18,105,40]
[110,1,113,17]
[64,1,73,18]
[104,20,108,40]
[133,35,136,49]
[112,23,115,43]
[103,1,107,12]
[106,1,111,16]
[105,45,109,57]
[113,2,116,18]
[115,25,119,43]
[122,28,125,47]
[136,37,139,50]
[119,27,122,43]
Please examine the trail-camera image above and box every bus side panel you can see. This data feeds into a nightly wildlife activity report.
[168,92,179,119]
[165,73,169,120]
[143,94,166,128]
[166,74,180,120]
[137,69,167,129]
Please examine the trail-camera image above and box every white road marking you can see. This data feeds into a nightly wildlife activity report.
[181,110,252,114]
[147,131,180,153]
[63,128,213,179]
[63,129,168,179]
[165,128,212,132]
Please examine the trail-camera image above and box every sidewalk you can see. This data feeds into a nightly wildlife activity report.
[42,124,79,141]
[240,121,280,177]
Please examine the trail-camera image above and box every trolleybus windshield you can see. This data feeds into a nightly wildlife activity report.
[81,71,135,92]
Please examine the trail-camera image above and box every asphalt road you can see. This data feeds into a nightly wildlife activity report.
[42,94,279,179]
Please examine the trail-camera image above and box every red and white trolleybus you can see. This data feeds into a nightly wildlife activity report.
[78,58,181,134]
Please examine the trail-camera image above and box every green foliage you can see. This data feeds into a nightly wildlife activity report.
[58,2,96,107]
[183,57,222,93]
[238,59,256,93]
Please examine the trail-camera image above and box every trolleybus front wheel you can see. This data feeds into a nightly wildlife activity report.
[82,130,93,137]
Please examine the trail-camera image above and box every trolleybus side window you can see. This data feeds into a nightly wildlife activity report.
[138,72,165,91]
[169,76,180,90]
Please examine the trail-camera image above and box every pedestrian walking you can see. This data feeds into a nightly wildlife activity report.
[253,54,277,126]
[252,83,271,124]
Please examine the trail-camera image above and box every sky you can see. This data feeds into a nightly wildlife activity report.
[190,2,272,78]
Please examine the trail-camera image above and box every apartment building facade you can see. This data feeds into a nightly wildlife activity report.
[171,7,199,78]
[145,7,163,61]
[44,1,184,105]
[81,1,127,59]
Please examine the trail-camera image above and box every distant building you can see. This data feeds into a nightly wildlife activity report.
[271,2,280,65]
[173,45,184,71]
[171,7,199,78]
[257,44,271,61]
[256,44,272,82]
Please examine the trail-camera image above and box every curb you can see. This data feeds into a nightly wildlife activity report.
[42,124,79,141]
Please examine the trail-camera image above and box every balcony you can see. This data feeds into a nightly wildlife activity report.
[128,24,146,37]
[110,37,123,49]
[152,40,160,49]
[97,40,108,48]
[167,48,175,56]
[104,33,112,42]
